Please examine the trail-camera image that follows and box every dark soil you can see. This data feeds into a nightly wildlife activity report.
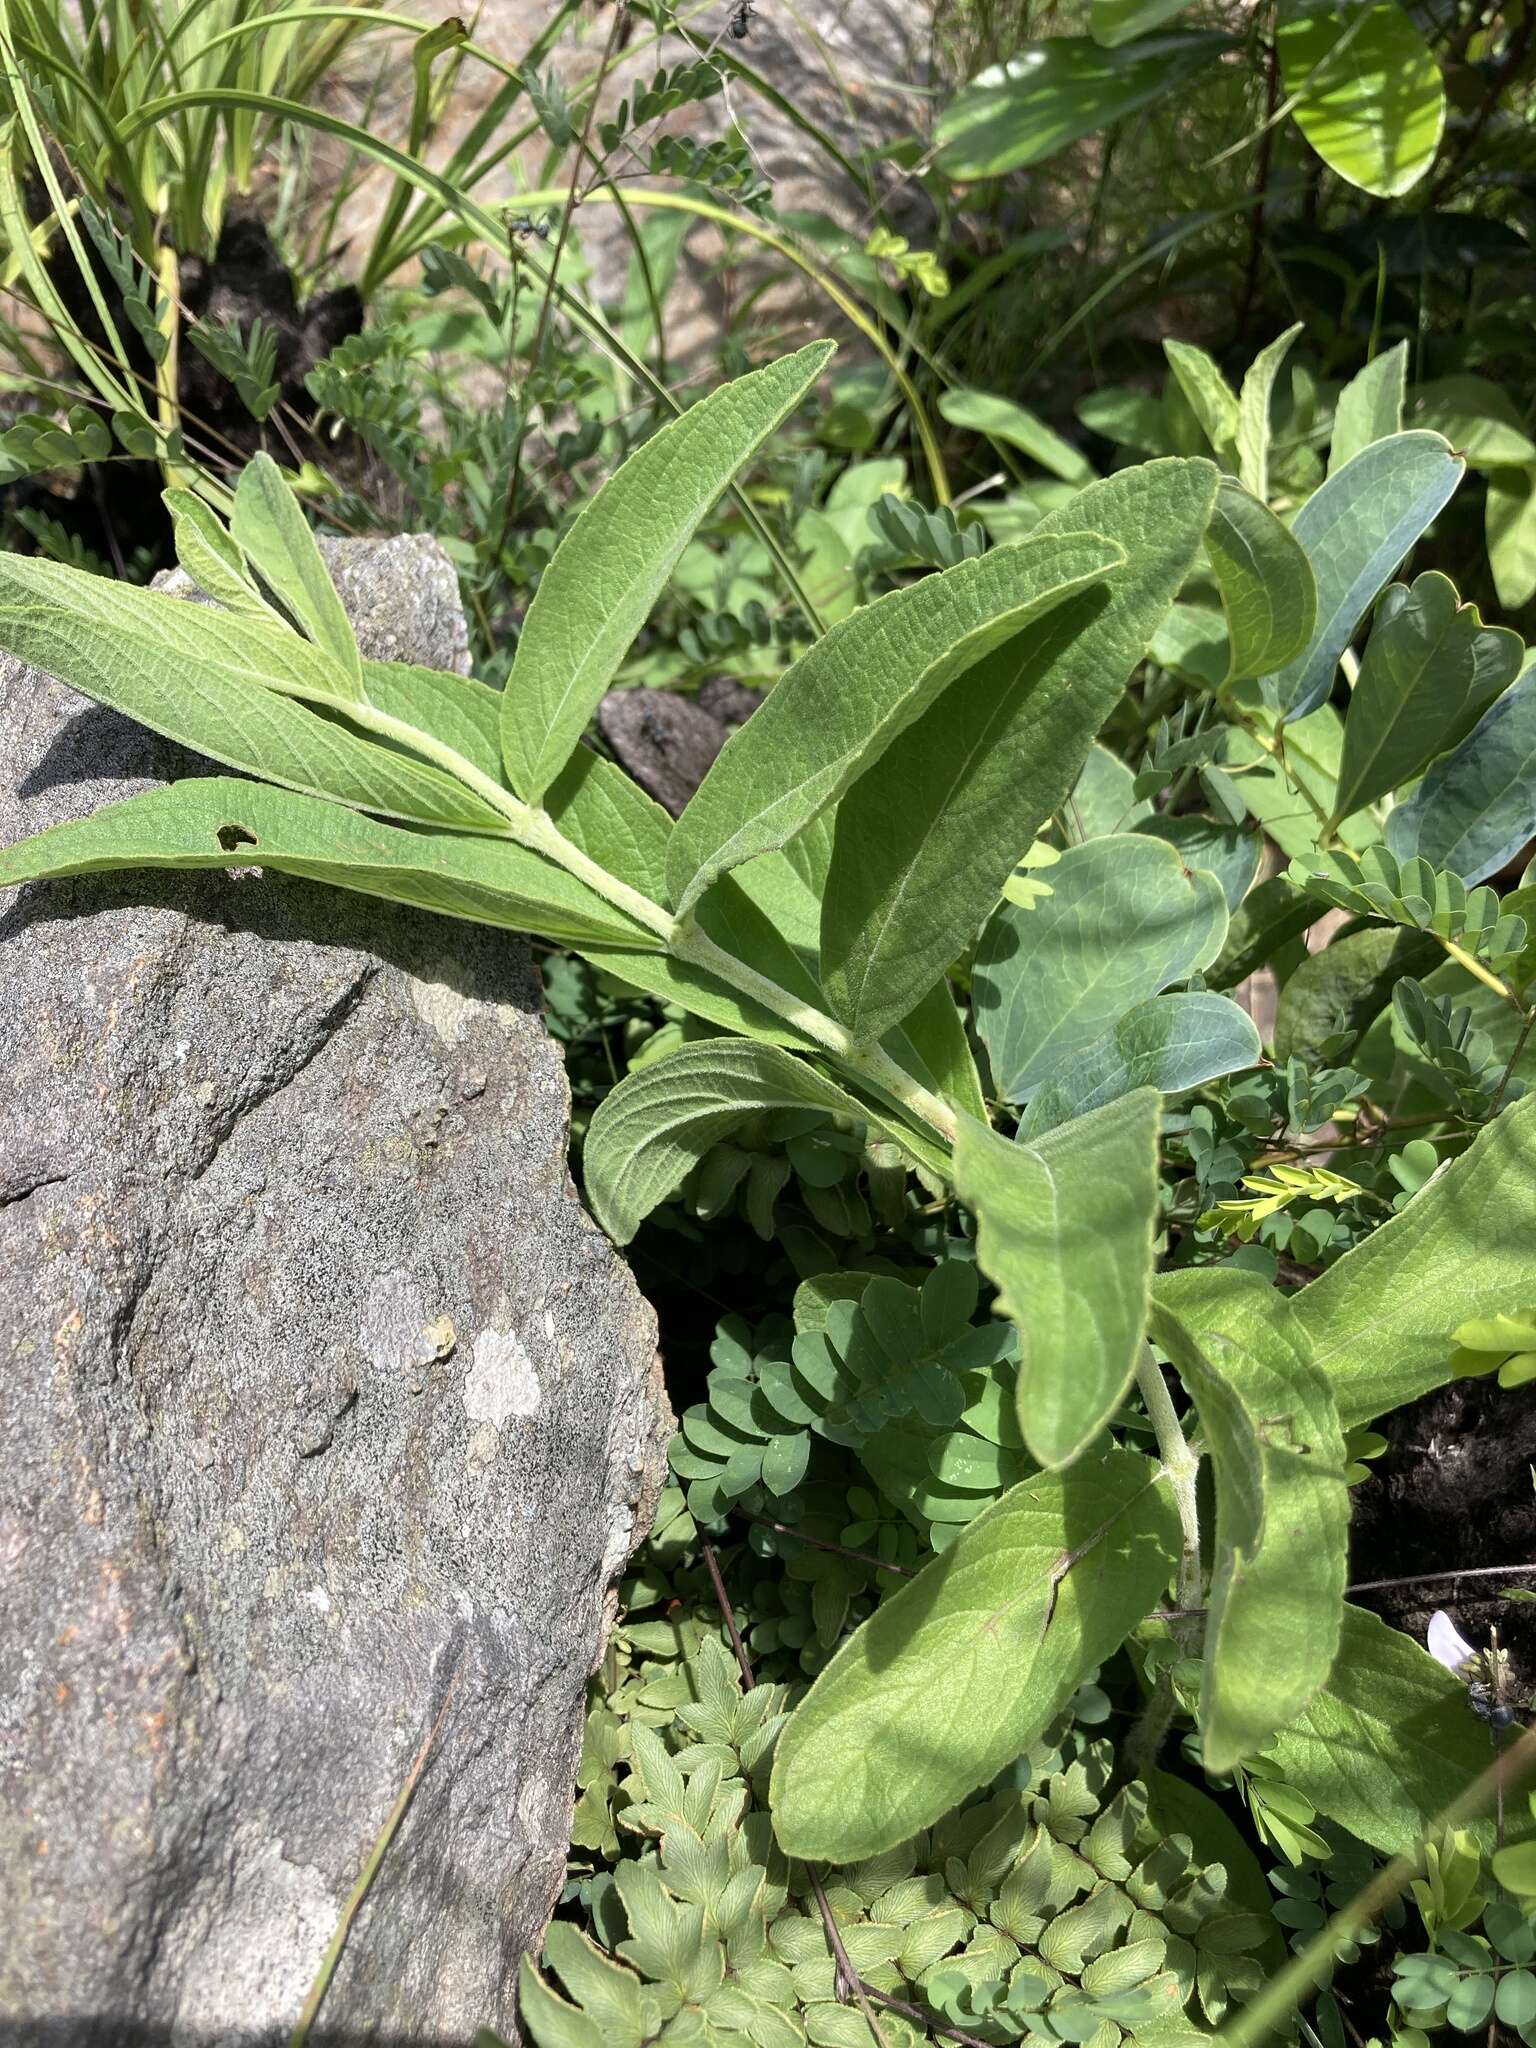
[1348,1377,1536,1685]
[8,204,360,573]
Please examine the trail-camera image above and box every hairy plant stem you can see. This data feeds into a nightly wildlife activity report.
[1125,1346,1203,1777]
[1136,1345,1203,1633]
[322,696,960,1147]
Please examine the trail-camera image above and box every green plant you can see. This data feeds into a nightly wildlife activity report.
[4,333,1536,2046]
[515,1633,1272,2048]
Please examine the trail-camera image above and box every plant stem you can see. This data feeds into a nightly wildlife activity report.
[1491,1005,1536,1115]
[289,1658,463,2046]
[296,696,960,1148]
[1136,1344,1202,1629]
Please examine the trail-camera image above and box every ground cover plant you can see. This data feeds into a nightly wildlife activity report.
[3,0,1536,2042]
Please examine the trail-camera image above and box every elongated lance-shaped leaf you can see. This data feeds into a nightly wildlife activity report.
[1017,992,1260,1138]
[360,659,509,788]
[1332,570,1523,825]
[1329,342,1407,475]
[769,1447,1180,1860]
[1264,431,1464,722]
[1288,1093,1536,1427]
[0,777,655,950]
[666,530,1127,916]
[1163,339,1239,469]
[973,832,1229,1105]
[1205,478,1316,683]
[0,552,504,831]
[954,1091,1161,1469]
[229,453,365,697]
[584,1040,890,1245]
[1237,323,1302,504]
[816,460,1218,1045]
[1487,464,1536,612]
[163,488,284,625]
[1264,1605,1536,1859]
[1152,1273,1349,1775]
[500,341,834,802]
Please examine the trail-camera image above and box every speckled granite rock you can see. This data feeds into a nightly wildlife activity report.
[0,539,669,2046]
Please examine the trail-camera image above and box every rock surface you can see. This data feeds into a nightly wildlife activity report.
[0,540,669,2045]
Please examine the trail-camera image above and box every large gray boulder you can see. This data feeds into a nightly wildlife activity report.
[0,539,670,2044]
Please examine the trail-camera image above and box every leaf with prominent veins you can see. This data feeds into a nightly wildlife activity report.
[0,552,504,831]
[500,341,835,802]
[770,1447,1179,1860]
[667,531,1127,915]
[0,777,653,950]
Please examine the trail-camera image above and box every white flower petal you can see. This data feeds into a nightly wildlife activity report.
[1428,1609,1477,1674]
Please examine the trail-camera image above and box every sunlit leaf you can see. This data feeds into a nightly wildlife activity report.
[1153,1273,1349,1773]
[934,33,1230,179]
[1289,1094,1536,1425]
[769,1448,1179,1859]
[1237,323,1303,504]
[0,550,503,831]
[1486,467,1536,612]
[668,531,1125,915]
[955,1093,1161,1468]
[501,341,834,800]
[1329,342,1407,474]
[230,452,364,696]
[0,776,651,949]
[939,386,1094,483]
[1278,0,1445,199]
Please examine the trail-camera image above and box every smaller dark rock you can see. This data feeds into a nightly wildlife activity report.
[698,675,766,730]
[597,687,733,817]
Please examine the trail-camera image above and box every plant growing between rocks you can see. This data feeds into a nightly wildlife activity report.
[3,334,1536,2044]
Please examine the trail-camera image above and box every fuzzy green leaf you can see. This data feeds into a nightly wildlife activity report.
[501,341,833,800]
[1289,1094,1536,1426]
[668,530,1126,916]
[1265,432,1465,721]
[163,488,283,625]
[583,1040,889,1244]
[0,776,653,949]
[1329,342,1408,475]
[973,833,1229,1105]
[818,461,1219,1045]
[769,1448,1179,1859]
[1205,478,1317,683]
[955,1092,1161,1468]
[1237,324,1303,504]
[1163,341,1239,470]
[230,453,364,696]
[1152,1273,1349,1772]
[1266,1605,1536,1857]
[0,551,503,831]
